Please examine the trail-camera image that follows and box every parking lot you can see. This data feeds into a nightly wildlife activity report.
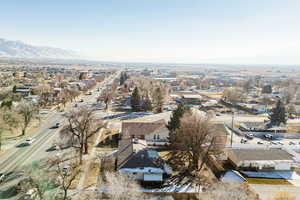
[228,127,300,151]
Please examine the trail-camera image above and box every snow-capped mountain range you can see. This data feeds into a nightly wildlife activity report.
[0,38,79,59]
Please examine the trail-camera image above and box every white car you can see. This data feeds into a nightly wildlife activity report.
[264,134,273,139]
[62,166,70,175]
[39,109,51,115]
[246,133,254,139]
[23,189,37,200]
[0,173,5,182]
[25,138,35,144]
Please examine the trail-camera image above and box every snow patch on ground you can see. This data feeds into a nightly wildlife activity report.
[221,170,246,182]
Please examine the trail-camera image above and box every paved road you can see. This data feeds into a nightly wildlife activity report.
[0,71,120,191]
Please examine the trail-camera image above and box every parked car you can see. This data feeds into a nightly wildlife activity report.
[289,141,296,145]
[62,166,70,175]
[240,139,247,144]
[271,141,277,145]
[264,134,273,139]
[257,141,264,145]
[246,133,254,139]
[277,141,284,145]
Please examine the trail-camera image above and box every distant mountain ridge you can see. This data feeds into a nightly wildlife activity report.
[0,38,79,59]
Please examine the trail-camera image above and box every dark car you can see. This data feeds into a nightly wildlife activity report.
[50,123,60,129]
[289,141,296,145]
[245,133,254,139]
[16,142,30,148]
[240,139,247,144]
[46,144,60,152]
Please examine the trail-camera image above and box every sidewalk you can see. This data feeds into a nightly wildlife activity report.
[76,128,104,191]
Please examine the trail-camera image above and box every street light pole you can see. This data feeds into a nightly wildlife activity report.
[231,111,234,147]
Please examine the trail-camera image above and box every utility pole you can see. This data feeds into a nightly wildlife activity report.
[231,111,234,147]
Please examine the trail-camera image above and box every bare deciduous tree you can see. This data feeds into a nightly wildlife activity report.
[21,162,57,200]
[98,88,115,110]
[60,107,104,164]
[0,108,20,150]
[152,86,165,113]
[17,100,38,135]
[168,112,225,184]
[47,156,81,200]
[242,79,252,93]
[103,171,147,200]
[222,88,243,104]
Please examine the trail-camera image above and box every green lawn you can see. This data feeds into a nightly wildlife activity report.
[0,186,18,199]
[246,178,291,185]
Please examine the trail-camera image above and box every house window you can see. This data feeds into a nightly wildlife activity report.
[132,172,137,175]
[157,135,160,139]
[153,134,156,139]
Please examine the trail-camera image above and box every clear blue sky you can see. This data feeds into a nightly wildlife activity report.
[1,0,300,64]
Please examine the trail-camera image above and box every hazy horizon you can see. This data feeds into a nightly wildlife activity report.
[2,0,300,65]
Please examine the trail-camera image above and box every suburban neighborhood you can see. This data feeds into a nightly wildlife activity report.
[2,1,300,199]
[1,59,300,200]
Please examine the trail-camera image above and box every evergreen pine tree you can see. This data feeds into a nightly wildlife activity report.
[131,87,141,111]
[166,102,190,141]
[141,94,153,111]
[120,73,125,85]
[153,87,164,113]
[12,85,17,93]
[269,100,287,126]
[120,72,129,85]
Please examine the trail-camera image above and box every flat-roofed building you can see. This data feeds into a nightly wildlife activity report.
[181,94,202,105]
[227,149,295,171]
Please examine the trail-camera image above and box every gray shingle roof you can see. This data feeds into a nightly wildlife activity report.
[120,150,164,170]
[227,149,294,165]
[121,120,166,138]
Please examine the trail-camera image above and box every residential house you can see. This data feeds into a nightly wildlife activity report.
[117,139,170,183]
[121,120,169,146]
